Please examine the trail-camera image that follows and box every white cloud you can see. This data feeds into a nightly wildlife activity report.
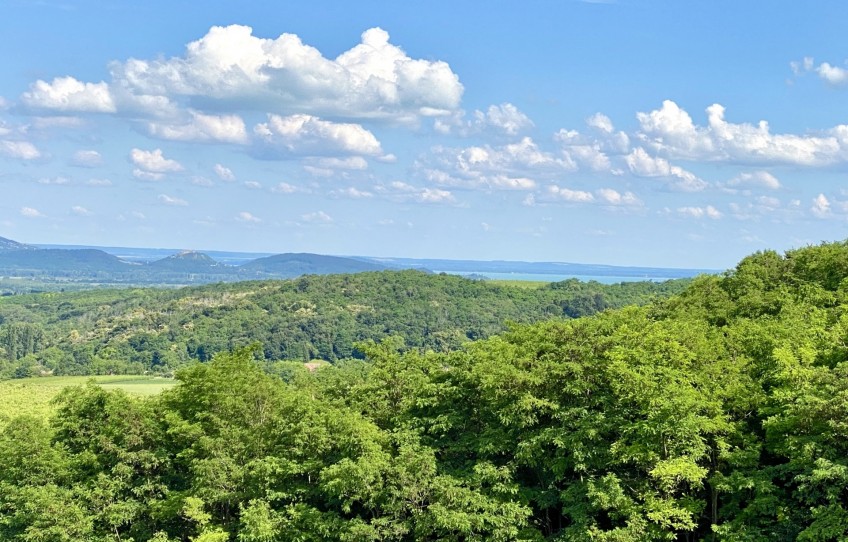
[146,110,248,144]
[677,205,722,219]
[727,171,781,190]
[811,193,831,218]
[586,112,614,133]
[71,205,92,216]
[214,163,235,181]
[236,211,261,223]
[254,114,383,158]
[816,62,848,85]
[22,76,116,113]
[158,194,188,206]
[330,187,373,199]
[625,147,707,191]
[301,210,333,223]
[596,188,641,206]
[637,100,848,167]
[0,140,41,160]
[133,170,164,181]
[375,181,456,203]
[547,185,594,203]
[20,207,45,218]
[434,102,533,136]
[130,148,183,174]
[271,182,301,194]
[35,25,461,122]
[420,137,572,191]
[71,150,103,167]
[85,178,112,186]
[309,156,369,170]
[243,181,262,189]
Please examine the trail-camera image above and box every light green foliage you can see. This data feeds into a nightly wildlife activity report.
[2,241,848,540]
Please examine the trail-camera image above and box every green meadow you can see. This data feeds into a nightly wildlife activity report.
[0,375,176,426]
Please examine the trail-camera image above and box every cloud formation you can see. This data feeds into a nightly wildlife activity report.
[23,26,462,122]
[637,100,848,167]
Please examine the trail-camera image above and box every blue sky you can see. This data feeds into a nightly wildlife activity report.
[1,0,848,268]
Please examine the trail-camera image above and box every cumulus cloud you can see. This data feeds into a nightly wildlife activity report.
[726,171,781,190]
[375,181,455,203]
[71,150,103,167]
[85,178,112,187]
[71,205,92,216]
[434,103,533,136]
[330,187,373,199]
[130,148,183,176]
[22,76,116,113]
[236,211,261,222]
[271,182,301,194]
[586,112,614,133]
[637,100,848,167]
[792,57,848,86]
[214,163,235,181]
[0,140,41,160]
[254,114,383,158]
[301,210,333,223]
[158,194,188,206]
[146,110,248,144]
[20,207,45,218]
[547,185,594,203]
[677,205,722,219]
[811,193,831,218]
[596,188,641,206]
[27,26,462,122]
[625,147,707,191]
[419,137,572,191]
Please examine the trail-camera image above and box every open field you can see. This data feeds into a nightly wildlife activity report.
[0,375,177,426]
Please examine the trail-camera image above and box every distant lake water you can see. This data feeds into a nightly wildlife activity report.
[437,271,679,284]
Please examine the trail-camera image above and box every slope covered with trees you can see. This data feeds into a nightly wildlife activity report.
[0,271,687,377]
[1,241,848,540]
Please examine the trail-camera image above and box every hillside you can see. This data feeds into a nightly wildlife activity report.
[238,252,390,277]
[0,237,34,252]
[0,270,689,376]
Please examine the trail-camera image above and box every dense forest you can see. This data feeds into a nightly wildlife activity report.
[3,241,848,540]
[0,271,687,378]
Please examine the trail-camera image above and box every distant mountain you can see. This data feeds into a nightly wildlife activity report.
[238,253,389,278]
[0,248,136,278]
[0,236,35,251]
[148,251,234,274]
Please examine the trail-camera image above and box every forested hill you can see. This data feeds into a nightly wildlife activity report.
[3,242,848,540]
[0,270,688,377]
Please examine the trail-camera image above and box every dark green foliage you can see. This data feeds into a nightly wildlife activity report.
[0,271,688,376]
[5,241,848,540]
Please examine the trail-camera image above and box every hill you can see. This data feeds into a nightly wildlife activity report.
[0,248,137,279]
[238,252,390,278]
[0,236,34,252]
[0,270,690,375]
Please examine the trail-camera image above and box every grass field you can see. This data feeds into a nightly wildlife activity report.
[0,375,177,427]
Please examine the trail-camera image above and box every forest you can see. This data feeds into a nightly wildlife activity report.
[2,241,848,540]
[0,271,687,378]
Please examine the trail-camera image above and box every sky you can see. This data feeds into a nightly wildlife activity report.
[1,0,848,269]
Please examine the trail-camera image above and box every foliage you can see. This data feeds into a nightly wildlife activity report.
[0,270,688,377]
[5,241,848,539]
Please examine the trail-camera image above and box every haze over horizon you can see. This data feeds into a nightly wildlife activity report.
[2,1,847,269]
